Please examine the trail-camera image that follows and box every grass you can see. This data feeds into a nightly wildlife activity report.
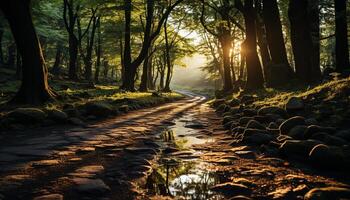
[216,76,350,110]
[0,68,184,113]
[248,77,350,108]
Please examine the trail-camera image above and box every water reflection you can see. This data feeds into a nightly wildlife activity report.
[147,117,225,199]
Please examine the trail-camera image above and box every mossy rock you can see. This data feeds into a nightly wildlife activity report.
[84,102,114,117]
[6,108,46,124]
[47,109,68,121]
[304,187,350,200]
[118,105,129,113]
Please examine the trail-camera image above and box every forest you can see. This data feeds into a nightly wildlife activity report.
[0,0,349,200]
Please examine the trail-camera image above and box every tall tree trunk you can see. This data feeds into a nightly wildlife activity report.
[83,16,98,82]
[263,0,289,65]
[139,49,151,92]
[335,0,350,74]
[255,0,271,74]
[63,0,79,80]
[119,36,124,83]
[52,43,62,75]
[243,0,264,90]
[163,19,172,92]
[148,54,154,89]
[0,19,4,65]
[68,33,78,79]
[262,0,293,87]
[121,0,183,91]
[0,0,55,104]
[288,0,317,84]
[7,42,16,67]
[94,17,101,83]
[219,31,234,92]
[121,0,134,90]
[308,0,321,82]
[16,47,21,79]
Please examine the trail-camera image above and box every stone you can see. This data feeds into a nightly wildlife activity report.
[245,133,274,145]
[229,98,241,107]
[258,106,287,118]
[229,196,252,200]
[47,109,68,121]
[76,165,104,175]
[268,122,279,129]
[253,115,270,124]
[68,118,85,126]
[73,178,110,195]
[305,118,318,125]
[32,160,60,168]
[239,117,254,126]
[211,183,251,197]
[288,125,307,139]
[223,116,235,125]
[245,120,265,130]
[279,139,323,158]
[33,194,63,200]
[84,102,113,117]
[304,187,350,200]
[217,104,230,113]
[229,107,241,115]
[268,187,294,199]
[243,129,273,145]
[76,147,95,154]
[235,150,255,159]
[240,95,255,104]
[213,99,226,107]
[309,144,348,169]
[243,109,257,117]
[118,105,129,113]
[7,108,46,123]
[285,97,304,111]
[304,125,336,139]
[185,122,206,129]
[335,130,350,141]
[279,116,306,134]
[310,133,348,146]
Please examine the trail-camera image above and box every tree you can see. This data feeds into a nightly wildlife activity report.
[334,0,349,74]
[0,0,55,104]
[289,0,319,84]
[236,0,264,90]
[262,0,293,87]
[121,0,184,91]
[199,0,235,92]
[63,0,80,80]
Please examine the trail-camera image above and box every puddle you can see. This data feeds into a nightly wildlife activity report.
[146,116,226,199]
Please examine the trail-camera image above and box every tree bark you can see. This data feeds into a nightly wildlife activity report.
[63,0,79,80]
[52,43,62,75]
[308,0,321,82]
[0,0,55,104]
[139,49,151,92]
[218,27,234,92]
[0,19,4,65]
[255,0,271,73]
[288,0,318,84]
[243,0,264,90]
[94,17,101,83]
[163,19,172,92]
[7,42,16,67]
[121,0,183,91]
[335,0,350,74]
[263,0,289,65]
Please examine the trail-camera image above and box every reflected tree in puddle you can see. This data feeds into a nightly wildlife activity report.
[147,125,225,199]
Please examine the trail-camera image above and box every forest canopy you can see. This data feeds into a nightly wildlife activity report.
[0,0,349,104]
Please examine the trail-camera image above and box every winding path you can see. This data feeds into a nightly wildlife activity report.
[0,93,348,200]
